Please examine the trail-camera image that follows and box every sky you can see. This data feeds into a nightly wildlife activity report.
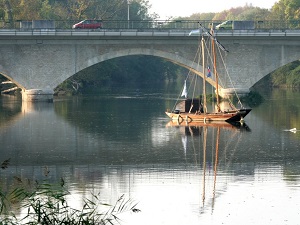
[147,0,279,19]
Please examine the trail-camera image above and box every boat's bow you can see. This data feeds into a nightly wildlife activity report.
[225,108,252,122]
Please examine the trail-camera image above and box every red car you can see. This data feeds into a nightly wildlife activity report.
[72,20,103,29]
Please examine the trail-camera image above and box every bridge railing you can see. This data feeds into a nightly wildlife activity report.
[1,19,211,30]
[1,19,300,31]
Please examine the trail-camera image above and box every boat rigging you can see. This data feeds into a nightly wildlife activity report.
[165,23,251,124]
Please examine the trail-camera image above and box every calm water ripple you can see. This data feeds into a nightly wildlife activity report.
[1,87,300,224]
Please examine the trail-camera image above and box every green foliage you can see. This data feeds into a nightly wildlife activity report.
[2,0,300,26]
[226,91,264,107]
[212,5,272,21]
[240,91,264,107]
[236,7,271,20]
[3,0,155,21]
[286,65,300,87]
[54,79,81,96]
[174,0,300,26]
[176,13,215,21]
[0,162,140,225]
[270,61,300,87]
[205,94,217,103]
[15,188,138,225]
[0,7,5,20]
[271,0,300,20]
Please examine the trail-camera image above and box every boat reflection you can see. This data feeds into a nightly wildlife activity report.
[166,120,249,213]
[166,120,251,134]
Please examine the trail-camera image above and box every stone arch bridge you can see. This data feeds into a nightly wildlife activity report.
[1,29,300,101]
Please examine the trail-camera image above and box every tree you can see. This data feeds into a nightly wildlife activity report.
[178,12,215,21]
[236,7,271,20]
[271,0,300,20]
[2,0,14,27]
[5,0,155,21]
[213,5,271,21]
[130,0,153,20]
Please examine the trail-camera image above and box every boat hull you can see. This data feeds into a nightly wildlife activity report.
[165,108,251,123]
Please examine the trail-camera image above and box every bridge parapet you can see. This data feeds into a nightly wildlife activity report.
[2,29,300,38]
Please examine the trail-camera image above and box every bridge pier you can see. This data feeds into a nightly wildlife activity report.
[219,88,250,98]
[22,89,54,102]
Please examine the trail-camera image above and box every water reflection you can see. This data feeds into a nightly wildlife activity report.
[165,121,251,215]
[0,95,22,130]
[1,89,300,225]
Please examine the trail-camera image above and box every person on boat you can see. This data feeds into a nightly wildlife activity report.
[200,103,204,113]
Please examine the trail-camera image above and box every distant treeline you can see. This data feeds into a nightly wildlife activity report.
[178,0,300,22]
[1,0,300,23]
[0,0,155,24]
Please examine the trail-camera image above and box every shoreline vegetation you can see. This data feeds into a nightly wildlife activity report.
[0,159,140,225]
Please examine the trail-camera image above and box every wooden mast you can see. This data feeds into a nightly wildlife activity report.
[211,24,221,112]
[201,35,207,114]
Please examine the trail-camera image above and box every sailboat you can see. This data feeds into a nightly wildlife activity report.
[165,23,251,123]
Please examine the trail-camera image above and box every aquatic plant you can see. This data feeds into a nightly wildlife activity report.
[0,160,140,225]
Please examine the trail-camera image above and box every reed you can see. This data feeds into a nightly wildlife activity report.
[0,160,140,225]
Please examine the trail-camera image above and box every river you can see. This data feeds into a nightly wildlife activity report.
[0,85,300,225]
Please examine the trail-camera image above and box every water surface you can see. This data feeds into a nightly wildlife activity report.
[0,87,300,225]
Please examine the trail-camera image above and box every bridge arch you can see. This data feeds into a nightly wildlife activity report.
[0,71,25,90]
[57,48,221,90]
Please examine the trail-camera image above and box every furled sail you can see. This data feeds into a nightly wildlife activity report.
[181,80,187,98]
